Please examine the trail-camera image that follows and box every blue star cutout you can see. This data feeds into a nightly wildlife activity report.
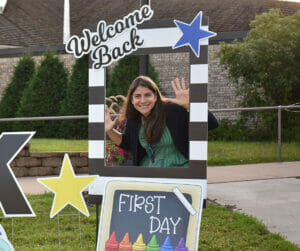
[173,12,216,57]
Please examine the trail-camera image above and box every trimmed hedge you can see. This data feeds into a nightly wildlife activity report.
[59,56,88,139]
[0,54,35,132]
[15,51,68,137]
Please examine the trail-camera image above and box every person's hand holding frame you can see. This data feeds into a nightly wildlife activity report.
[105,105,122,146]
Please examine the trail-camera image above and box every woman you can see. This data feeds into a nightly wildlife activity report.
[105,76,218,167]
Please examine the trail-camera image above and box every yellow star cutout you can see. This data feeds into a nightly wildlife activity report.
[38,154,97,218]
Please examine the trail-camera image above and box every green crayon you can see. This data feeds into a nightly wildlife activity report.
[146,235,159,251]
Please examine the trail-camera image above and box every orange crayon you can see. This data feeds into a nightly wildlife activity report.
[119,232,133,251]
[105,231,119,251]
[133,233,146,251]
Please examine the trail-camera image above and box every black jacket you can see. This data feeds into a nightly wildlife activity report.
[118,103,218,166]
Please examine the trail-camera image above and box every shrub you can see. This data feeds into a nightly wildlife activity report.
[59,56,88,139]
[15,51,68,137]
[208,118,276,141]
[217,9,300,141]
[0,54,35,132]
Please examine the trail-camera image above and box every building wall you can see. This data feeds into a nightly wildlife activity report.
[150,44,241,121]
[150,52,190,98]
[0,45,240,121]
[0,56,20,97]
[0,54,76,99]
[207,44,242,120]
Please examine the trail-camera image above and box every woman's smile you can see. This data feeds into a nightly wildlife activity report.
[131,86,157,117]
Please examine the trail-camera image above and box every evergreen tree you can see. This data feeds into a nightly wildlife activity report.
[16,51,68,137]
[106,55,161,97]
[59,56,88,139]
[0,54,35,131]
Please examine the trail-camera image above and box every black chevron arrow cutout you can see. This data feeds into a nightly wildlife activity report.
[0,132,36,217]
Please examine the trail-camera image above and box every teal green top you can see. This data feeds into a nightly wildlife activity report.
[139,126,188,167]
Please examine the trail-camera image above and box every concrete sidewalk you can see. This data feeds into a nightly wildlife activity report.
[16,161,300,246]
[17,161,300,193]
[207,161,300,183]
[208,178,300,247]
[207,161,300,247]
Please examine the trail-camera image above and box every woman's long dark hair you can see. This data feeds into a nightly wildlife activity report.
[121,76,166,144]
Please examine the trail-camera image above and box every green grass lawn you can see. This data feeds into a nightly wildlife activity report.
[0,193,95,251]
[0,193,298,250]
[29,139,88,152]
[29,139,300,166]
[208,141,300,166]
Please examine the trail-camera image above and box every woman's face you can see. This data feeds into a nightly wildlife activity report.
[131,86,157,117]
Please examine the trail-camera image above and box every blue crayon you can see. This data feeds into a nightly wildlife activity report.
[175,238,188,251]
[160,236,174,251]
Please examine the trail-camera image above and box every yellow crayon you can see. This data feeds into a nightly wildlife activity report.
[133,233,146,251]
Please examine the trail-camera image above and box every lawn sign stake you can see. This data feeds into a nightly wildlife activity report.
[38,154,97,218]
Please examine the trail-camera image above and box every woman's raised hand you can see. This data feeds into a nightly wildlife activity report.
[165,78,189,110]
[105,105,118,132]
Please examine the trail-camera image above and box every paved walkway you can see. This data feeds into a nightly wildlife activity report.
[207,161,300,247]
[17,161,300,246]
[207,161,300,183]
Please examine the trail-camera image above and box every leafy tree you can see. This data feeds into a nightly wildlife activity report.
[59,56,88,139]
[106,55,161,97]
[15,51,68,137]
[217,9,300,141]
[0,54,35,131]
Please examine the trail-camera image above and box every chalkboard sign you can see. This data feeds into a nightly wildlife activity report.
[97,180,203,250]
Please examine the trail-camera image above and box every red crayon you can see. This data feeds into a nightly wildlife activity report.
[119,232,133,251]
[105,231,119,251]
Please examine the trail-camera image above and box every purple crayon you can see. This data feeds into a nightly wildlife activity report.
[160,236,174,251]
[175,238,188,251]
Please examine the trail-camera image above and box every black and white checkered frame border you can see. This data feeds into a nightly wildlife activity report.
[88,16,209,179]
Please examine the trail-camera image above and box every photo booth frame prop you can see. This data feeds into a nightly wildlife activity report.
[0,132,36,217]
[0,224,14,250]
[88,14,210,180]
[96,180,203,250]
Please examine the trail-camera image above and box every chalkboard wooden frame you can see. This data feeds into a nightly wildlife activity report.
[97,180,203,250]
[88,14,209,180]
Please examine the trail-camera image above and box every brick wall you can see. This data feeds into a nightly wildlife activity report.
[208,44,242,120]
[150,45,242,121]
[150,52,190,98]
[0,45,241,121]
[0,54,75,99]
[0,56,20,98]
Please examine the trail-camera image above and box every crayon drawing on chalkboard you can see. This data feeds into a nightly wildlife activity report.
[97,180,203,251]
